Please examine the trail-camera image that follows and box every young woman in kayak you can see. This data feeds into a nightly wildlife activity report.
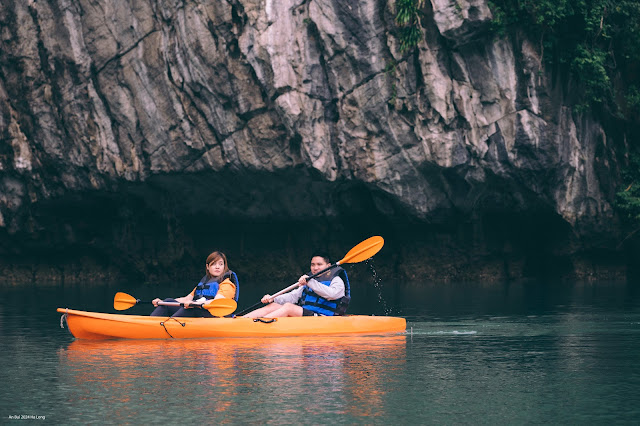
[243,253,350,318]
[150,251,239,318]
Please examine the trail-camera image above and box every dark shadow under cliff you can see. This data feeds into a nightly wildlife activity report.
[0,170,631,286]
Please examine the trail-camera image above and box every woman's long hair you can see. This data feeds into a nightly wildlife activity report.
[205,251,229,280]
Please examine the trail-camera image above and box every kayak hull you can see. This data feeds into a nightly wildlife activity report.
[57,308,406,340]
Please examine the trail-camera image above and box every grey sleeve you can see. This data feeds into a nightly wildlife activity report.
[273,286,304,305]
[305,276,345,300]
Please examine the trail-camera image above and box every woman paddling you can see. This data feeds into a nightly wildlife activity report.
[150,251,239,318]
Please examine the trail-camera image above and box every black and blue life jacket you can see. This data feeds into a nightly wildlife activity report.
[194,270,239,301]
[299,267,350,316]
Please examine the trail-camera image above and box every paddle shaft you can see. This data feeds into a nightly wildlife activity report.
[114,291,237,317]
[133,299,211,309]
[159,300,205,308]
[235,262,340,316]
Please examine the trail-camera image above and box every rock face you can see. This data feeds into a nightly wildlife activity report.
[0,0,630,284]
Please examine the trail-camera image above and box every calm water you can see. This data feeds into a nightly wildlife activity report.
[2,281,640,424]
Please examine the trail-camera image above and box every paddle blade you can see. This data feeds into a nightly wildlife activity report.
[204,298,237,317]
[339,236,385,264]
[113,292,138,311]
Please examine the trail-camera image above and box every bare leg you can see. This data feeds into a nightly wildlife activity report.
[243,303,283,318]
[264,303,304,318]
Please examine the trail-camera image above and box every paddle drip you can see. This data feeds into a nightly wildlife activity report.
[366,258,391,315]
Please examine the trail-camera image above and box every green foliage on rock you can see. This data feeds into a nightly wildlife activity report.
[395,0,424,51]
[488,0,640,118]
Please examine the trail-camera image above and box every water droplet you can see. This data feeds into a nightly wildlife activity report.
[366,258,391,315]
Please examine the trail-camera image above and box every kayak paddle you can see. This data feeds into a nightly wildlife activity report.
[113,292,237,317]
[236,236,384,316]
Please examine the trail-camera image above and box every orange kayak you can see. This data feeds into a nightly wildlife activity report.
[57,308,406,340]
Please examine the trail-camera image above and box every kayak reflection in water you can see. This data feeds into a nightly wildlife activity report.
[150,251,239,318]
[244,253,350,318]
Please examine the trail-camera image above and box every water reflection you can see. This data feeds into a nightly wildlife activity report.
[58,335,406,423]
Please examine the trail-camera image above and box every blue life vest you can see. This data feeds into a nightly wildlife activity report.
[194,270,239,301]
[299,267,350,316]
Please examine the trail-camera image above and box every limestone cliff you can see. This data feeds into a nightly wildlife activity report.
[0,0,630,284]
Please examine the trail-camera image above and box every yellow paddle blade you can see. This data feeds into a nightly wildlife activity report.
[113,292,138,311]
[204,298,237,317]
[338,236,384,264]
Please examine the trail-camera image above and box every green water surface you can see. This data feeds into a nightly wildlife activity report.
[1,281,639,424]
